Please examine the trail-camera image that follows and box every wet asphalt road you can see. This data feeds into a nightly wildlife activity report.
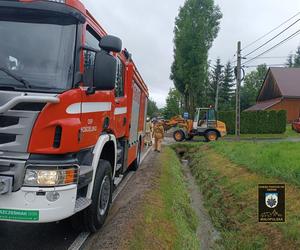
[0,219,79,250]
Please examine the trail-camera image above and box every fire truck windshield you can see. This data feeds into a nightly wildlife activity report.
[0,11,77,92]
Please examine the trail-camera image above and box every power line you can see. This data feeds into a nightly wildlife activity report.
[243,29,300,65]
[244,64,287,68]
[244,18,300,58]
[213,56,288,67]
[243,11,300,51]
[245,56,288,59]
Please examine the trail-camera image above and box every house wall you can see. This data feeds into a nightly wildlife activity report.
[269,99,300,123]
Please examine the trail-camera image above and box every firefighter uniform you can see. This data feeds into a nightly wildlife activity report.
[145,119,153,146]
[153,122,164,152]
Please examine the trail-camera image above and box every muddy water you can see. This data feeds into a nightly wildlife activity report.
[181,159,221,250]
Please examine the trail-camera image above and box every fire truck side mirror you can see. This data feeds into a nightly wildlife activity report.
[99,35,122,53]
[93,51,117,91]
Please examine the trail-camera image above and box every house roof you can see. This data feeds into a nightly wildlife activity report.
[268,67,300,97]
[245,98,282,111]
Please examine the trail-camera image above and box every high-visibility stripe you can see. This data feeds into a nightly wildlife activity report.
[66,102,112,114]
[114,107,127,115]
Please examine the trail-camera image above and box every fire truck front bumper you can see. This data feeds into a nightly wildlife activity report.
[0,184,77,223]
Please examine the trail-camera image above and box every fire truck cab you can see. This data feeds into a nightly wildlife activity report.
[0,0,148,232]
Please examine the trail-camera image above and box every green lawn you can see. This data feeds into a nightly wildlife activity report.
[211,141,300,187]
[285,124,300,137]
[225,124,300,140]
[225,133,287,139]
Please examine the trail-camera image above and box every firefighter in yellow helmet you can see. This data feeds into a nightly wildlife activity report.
[145,117,152,147]
[152,119,164,152]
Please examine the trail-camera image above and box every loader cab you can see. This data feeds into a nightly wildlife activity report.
[193,108,217,131]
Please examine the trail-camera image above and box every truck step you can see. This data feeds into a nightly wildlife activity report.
[74,197,92,213]
[114,175,123,186]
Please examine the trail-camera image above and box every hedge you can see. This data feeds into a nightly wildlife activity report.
[218,110,287,134]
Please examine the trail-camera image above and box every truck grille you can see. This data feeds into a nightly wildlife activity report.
[0,134,16,144]
[0,115,19,128]
[12,102,46,111]
[0,110,39,152]
[0,90,55,153]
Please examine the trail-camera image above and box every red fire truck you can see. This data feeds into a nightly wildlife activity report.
[0,0,148,232]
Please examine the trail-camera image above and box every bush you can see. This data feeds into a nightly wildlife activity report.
[218,110,287,134]
[219,111,236,134]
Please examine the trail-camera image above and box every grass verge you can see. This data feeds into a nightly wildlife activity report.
[174,143,300,249]
[211,141,300,187]
[225,133,288,139]
[225,125,300,140]
[128,147,199,250]
[285,124,300,137]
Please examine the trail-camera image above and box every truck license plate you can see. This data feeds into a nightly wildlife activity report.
[0,209,39,221]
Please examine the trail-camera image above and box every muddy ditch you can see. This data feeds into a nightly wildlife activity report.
[175,147,221,250]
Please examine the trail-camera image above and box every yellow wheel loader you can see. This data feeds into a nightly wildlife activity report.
[172,107,227,142]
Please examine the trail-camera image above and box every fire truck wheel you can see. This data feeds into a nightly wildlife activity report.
[131,140,142,171]
[173,130,185,142]
[82,159,112,232]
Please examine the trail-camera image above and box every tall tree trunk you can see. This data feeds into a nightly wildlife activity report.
[184,92,189,112]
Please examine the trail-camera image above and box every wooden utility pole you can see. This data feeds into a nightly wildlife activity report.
[235,41,242,140]
[214,62,223,112]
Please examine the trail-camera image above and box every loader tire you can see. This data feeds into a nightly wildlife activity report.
[173,130,185,142]
[205,131,218,142]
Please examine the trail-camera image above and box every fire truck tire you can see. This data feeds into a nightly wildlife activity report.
[131,140,142,171]
[81,159,112,232]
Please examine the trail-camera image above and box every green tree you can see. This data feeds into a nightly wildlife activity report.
[209,58,224,110]
[220,61,235,110]
[147,99,159,118]
[170,0,222,114]
[294,46,300,67]
[241,64,268,110]
[163,88,183,119]
[286,54,294,68]
[286,46,300,68]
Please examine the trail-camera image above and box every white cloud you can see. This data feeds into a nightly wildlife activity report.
[81,0,300,107]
